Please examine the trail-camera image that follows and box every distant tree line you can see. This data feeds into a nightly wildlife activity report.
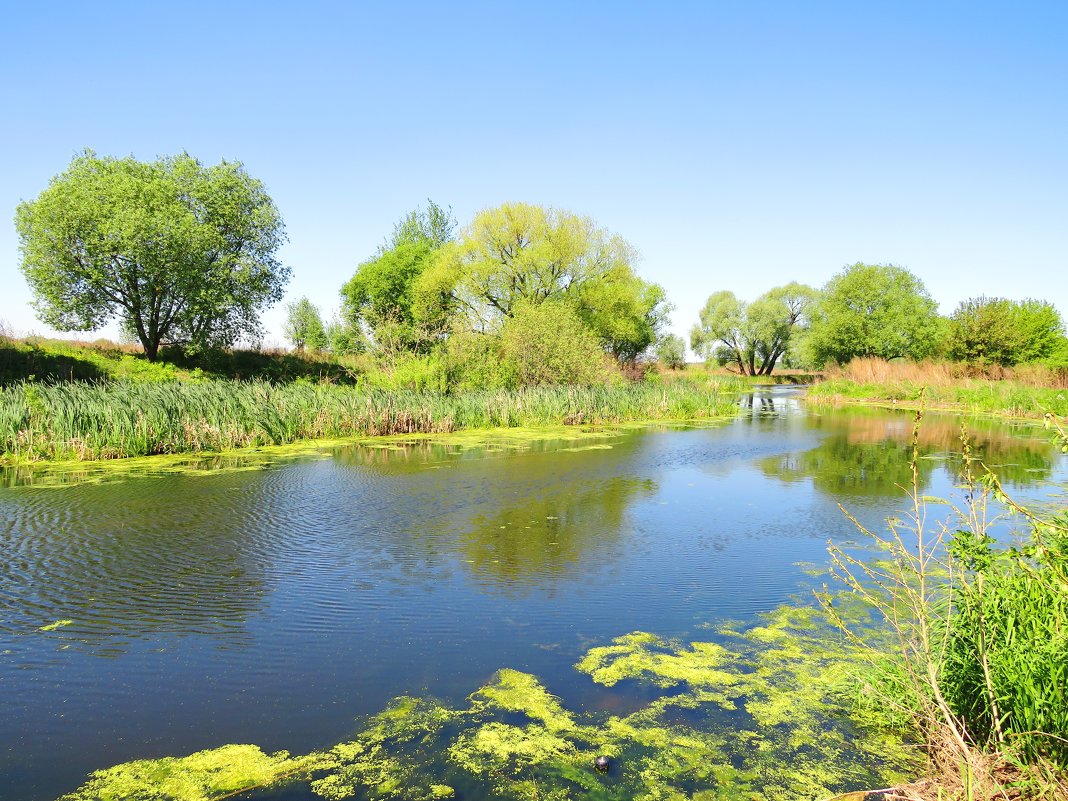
[690,263,1067,374]
[15,151,1067,383]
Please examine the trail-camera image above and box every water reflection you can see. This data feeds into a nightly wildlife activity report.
[762,408,1057,498]
[332,435,656,593]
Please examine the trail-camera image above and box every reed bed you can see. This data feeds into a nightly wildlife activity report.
[809,358,1068,418]
[824,356,1068,389]
[0,378,744,462]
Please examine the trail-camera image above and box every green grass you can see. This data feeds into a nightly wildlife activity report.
[823,417,1068,798]
[0,378,745,462]
[808,377,1068,417]
[0,336,358,385]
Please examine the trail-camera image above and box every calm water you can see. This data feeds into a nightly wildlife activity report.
[1,387,1065,801]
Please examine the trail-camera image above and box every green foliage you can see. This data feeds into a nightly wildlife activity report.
[942,501,1068,761]
[442,331,512,391]
[946,296,1066,366]
[807,376,1068,418]
[499,303,611,387]
[690,283,817,375]
[342,240,443,350]
[360,352,448,393]
[820,418,1068,795]
[423,203,669,363]
[325,316,364,356]
[283,297,327,352]
[390,199,457,249]
[341,201,456,352]
[16,151,289,361]
[574,269,671,363]
[807,263,940,366]
[655,334,686,369]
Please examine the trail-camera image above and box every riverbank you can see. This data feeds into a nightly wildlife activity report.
[806,376,1068,419]
[0,378,745,463]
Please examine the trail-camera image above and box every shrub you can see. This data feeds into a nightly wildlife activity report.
[499,302,613,387]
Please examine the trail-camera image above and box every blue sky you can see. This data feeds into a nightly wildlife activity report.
[2,1,1065,351]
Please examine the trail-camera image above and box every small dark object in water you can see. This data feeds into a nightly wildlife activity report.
[594,755,610,773]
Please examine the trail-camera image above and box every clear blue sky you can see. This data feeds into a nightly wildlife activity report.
[3,1,1065,351]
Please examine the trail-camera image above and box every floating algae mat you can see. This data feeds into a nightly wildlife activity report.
[57,605,919,801]
[0,423,686,488]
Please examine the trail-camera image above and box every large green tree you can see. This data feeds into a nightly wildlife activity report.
[16,151,289,360]
[945,297,1065,365]
[420,203,669,362]
[806,263,939,366]
[689,282,817,375]
[340,201,456,352]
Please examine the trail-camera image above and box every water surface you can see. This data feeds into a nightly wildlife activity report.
[1,387,1064,800]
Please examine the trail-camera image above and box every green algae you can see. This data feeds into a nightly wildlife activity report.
[1,425,630,488]
[39,618,73,631]
[467,669,577,731]
[312,696,459,801]
[57,744,322,801]
[575,632,742,707]
[54,603,921,801]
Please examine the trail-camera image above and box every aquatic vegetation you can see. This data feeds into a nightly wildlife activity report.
[313,696,459,801]
[38,619,73,631]
[55,605,920,801]
[575,631,741,705]
[807,373,1068,419]
[0,424,639,488]
[576,610,918,801]
[57,745,321,801]
[0,378,743,463]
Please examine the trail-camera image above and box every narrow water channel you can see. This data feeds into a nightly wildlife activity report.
[1,387,1064,800]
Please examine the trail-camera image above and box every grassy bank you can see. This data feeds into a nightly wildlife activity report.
[822,413,1068,800]
[807,358,1068,418]
[0,378,745,462]
[0,335,357,385]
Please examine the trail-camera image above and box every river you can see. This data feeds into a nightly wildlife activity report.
[1,387,1064,801]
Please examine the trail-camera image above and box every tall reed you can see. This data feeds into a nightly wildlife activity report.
[0,378,744,461]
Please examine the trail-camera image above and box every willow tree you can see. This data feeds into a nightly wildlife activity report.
[418,202,668,362]
[690,283,817,375]
[16,151,289,360]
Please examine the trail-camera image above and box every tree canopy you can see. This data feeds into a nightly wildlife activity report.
[945,297,1066,365]
[690,283,817,375]
[655,334,686,369]
[340,201,456,352]
[806,263,939,366]
[421,203,669,362]
[16,151,289,360]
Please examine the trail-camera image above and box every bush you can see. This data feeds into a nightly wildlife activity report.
[444,331,512,391]
[499,302,613,387]
[361,352,447,393]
